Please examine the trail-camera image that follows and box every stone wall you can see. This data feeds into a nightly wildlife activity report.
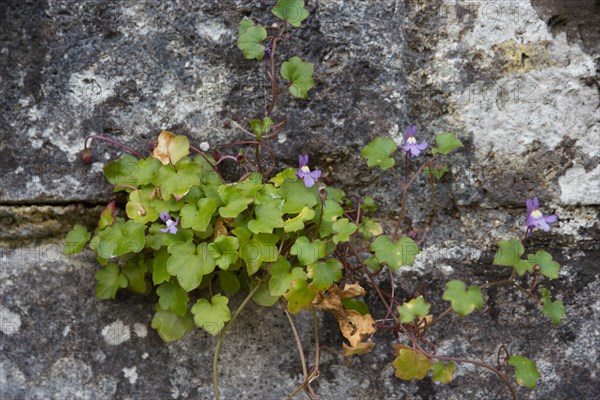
[1,1,598,399]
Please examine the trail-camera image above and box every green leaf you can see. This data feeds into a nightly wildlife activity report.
[248,203,285,234]
[191,294,232,336]
[63,224,91,255]
[360,196,377,212]
[237,19,267,60]
[249,117,273,140]
[280,180,318,214]
[167,242,216,291]
[180,198,219,232]
[217,270,240,295]
[540,288,565,325]
[431,362,456,384]
[95,263,128,299]
[358,218,383,240]
[135,157,163,186]
[514,259,534,276]
[218,182,261,218]
[392,345,432,380]
[284,206,315,233]
[307,259,342,291]
[208,235,239,270]
[151,309,193,342]
[370,235,420,271]
[272,0,309,28]
[152,158,201,200]
[361,137,397,170]
[122,259,148,293]
[241,233,279,276]
[332,218,357,244]
[423,165,449,181]
[315,200,344,237]
[284,279,317,314]
[252,284,280,307]
[156,281,189,316]
[269,257,306,296]
[493,239,525,267]
[528,250,560,279]
[508,356,540,389]
[291,236,326,266]
[103,154,138,187]
[341,298,370,316]
[270,167,298,187]
[152,247,171,285]
[442,280,484,317]
[431,133,464,155]
[280,56,315,99]
[363,256,381,271]
[125,188,159,224]
[167,135,190,165]
[397,296,431,323]
[97,220,146,259]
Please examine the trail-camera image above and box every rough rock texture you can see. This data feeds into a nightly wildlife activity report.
[1,0,599,399]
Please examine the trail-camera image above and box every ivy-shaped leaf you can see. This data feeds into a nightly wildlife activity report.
[95,263,128,299]
[249,117,273,140]
[280,179,318,214]
[431,132,464,155]
[272,0,309,28]
[280,56,315,99]
[360,196,377,212]
[269,257,306,296]
[241,233,279,276]
[341,298,370,316]
[424,165,448,181]
[208,235,239,270]
[392,344,432,380]
[217,270,240,295]
[332,218,358,244]
[135,157,163,186]
[291,236,326,266]
[180,198,219,232]
[284,279,317,314]
[284,206,315,233]
[63,224,91,255]
[248,202,285,234]
[122,259,148,294]
[152,158,201,200]
[97,201,117,230]
[156,281,189,316]
[270,167,298,187]
[191,294,232,336]
[151,309,193,342]
[397,296,431,323]
[528,250,560,279]
[358,218,383,240]
[237,19,267,60]
[307,259,343,291]
[361,137,397,170]
[167,242,216,291]
[370,235,420,271]
[507,356,540,389]
[150,131,190,166]
[493,239,525,268]
[152,247,171,285]
[218,182,261,218]
[431,362,456,384]
[315,199,344,237]
[103,154,138,187]
[97,220,146,259]
[125,187,159,224]
[540,288,565,325]
[442,280,484,317]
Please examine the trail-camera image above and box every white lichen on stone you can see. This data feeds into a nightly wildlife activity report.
[123,366,138,384]
[133,322,148,338]
[0,306,22,335]
[101,320,131,345]
[559,165,600,205]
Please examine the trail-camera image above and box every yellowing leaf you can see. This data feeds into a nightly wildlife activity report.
[343,340,375,357]
[151,131,190,165]
[392,344,432,380]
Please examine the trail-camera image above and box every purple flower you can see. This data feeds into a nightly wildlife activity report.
[160,211,179,234]
[296,154,321,188]
[264,43,273,59]
[526,197,557,235]
[401,125,428,158]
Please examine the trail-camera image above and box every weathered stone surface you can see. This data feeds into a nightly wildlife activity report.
[1,0,599,399]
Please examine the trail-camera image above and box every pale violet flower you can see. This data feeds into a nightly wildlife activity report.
[296,154,321,188]
[160,212,179,234]
[401,125,428,158]
[526,197,557,235]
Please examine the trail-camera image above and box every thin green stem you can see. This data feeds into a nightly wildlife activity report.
[213,282,263,400]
